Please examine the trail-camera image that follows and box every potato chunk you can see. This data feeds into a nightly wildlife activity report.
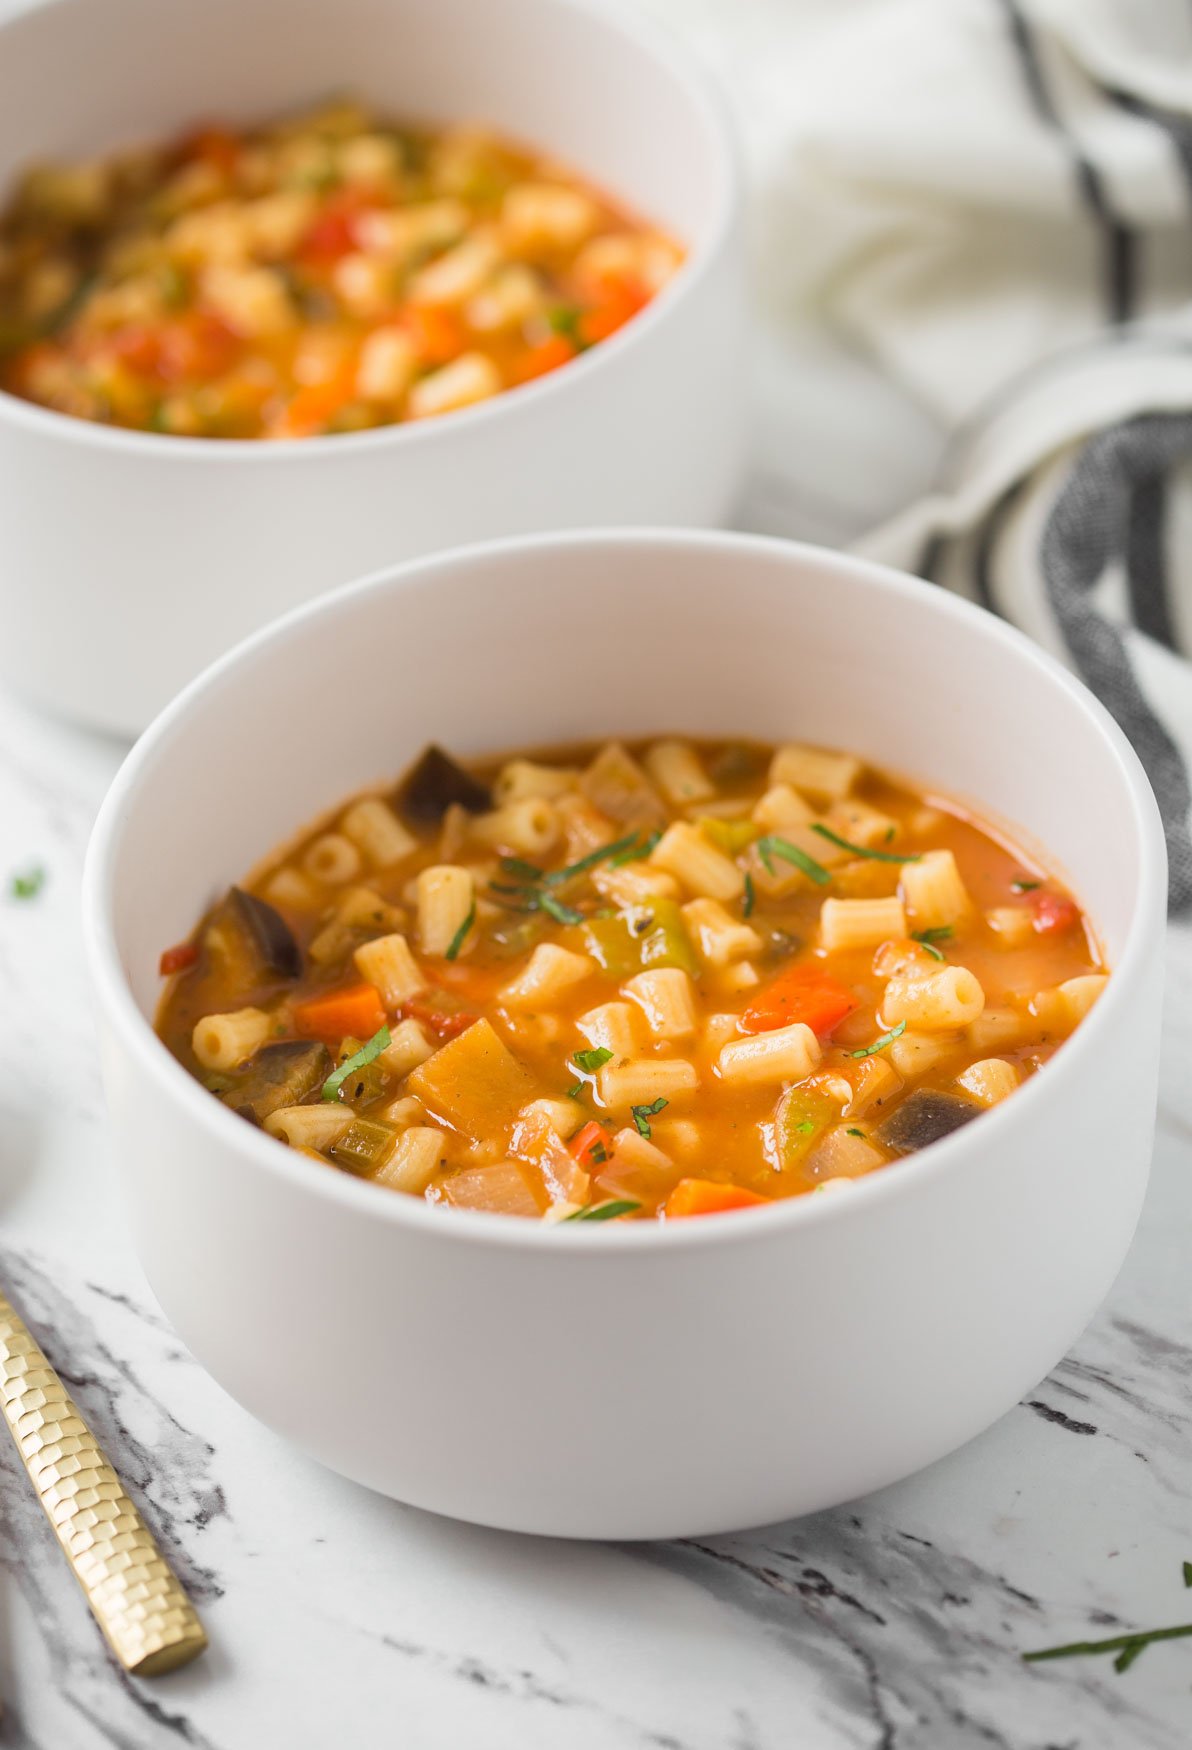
[408,1018,538,1137]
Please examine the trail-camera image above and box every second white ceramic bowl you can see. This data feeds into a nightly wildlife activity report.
[0,0,743,734]
[84,531,1166,1538]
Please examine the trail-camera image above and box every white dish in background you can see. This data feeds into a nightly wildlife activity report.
[83,530,1166,1539]
[0,0,744,735]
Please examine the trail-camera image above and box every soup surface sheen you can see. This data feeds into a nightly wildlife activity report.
[0,99,680,438]
[156,738,1106,1221]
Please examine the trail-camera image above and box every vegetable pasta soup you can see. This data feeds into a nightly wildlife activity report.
[156,738,1107,1221]
[0,99,681,438]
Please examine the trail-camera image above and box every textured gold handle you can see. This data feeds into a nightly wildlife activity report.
[0,1287,207,1676]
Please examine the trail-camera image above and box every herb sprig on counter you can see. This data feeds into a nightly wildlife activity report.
[1022,1560,1192,1674]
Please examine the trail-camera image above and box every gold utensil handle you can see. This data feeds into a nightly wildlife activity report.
[0,1287,207,1676]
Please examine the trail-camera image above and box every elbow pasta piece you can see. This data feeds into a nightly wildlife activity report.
[702,1011,742,1053]
[716,961,760,996]
[262,866,320,912]
[353,931,426,1007]
[378,1017,434,1079]
[379,1095,425,1127]
[610,1127,673,1174]
[900,850,971,930]
[576,1000,641,1061]
[592,863,681,907]
[407,232,501,305]
[881,965,985,1031]
[303,832,363,886]
[649,821,744,902]
[957,1058,1020,1105]
[768,744,860,804]
[416,864,475,957]
[471,797,560,858]
[643,740,714,806]
[597,1057,699,1109]
[339,797,417,868]
[751,783,816,835]
[375,1127,448,1194]
[984,906,1036,948]
[681,897,762,968]
[500,943,596,1008]
[192,1006,273,1070]
[825,799,898,849]
[264,1104,354,1150]
[820,895,907,952]
[501,181,599,254]
[623,969,699,1041]
[407,352,502,419]
[519,1096,586,1140]
[1057,974,1108,1024]
[717,1022,821,1086]
[966,1007,1024,1052]
[493,759,578,804]
[886,1030,959,1079]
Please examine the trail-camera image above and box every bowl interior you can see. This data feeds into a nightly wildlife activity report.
[0,0,729,245]
[100,532,1154,1023]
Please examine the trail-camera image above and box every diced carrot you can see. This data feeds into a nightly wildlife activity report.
[400,304,466,366]
[510,334,576,385]
[159,941,199,976]
[569,1121,614,1171]
[739,964,857,1038]
[1031,892,1078,935]
[664,1179,769,1218]
[157,312,240,382]
[274,362,359,437]
[298,192,368,264]
[577,281,647,346]
[110,325,165,378]
[294,982,387,1041]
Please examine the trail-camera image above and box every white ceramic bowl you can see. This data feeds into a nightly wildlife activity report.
[0,0,743,735]
[84,531,1166,1539]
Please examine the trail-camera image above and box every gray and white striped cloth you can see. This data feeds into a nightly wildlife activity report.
[644,0,1192,910]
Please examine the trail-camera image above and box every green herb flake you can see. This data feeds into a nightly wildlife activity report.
[914,926,953,944]
[631,1097,668,1139]
[755,835,831,886]
[608,829,662,868]
[847,1127,866,1138]
[545,832,641,887]
[540,891,585,926]
[811,823,922,864]
[589,1141,608,1164]
[1011,879,1041,894]
[573,1046,614,1074]
[500,856,544,882]
[1183,1560,1192,1589]
[563,1198,642,1223]
[849,1021,907,1059]
[566,1081,585,1100]
[795,1119,816,1135]
[322,1025,391,1102]
[444,902,475,962]
[9,865,46,901]
[1022,1621,1192,1671]
[547,304,586,348]
[743,871,756,919]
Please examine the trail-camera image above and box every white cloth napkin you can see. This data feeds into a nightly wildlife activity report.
[639,0,1192,908]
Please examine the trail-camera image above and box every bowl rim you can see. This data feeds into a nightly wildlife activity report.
[0,0,741,461]
[82,527,1169,1253]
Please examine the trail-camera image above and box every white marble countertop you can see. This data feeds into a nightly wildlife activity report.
[4,3,1192,1740]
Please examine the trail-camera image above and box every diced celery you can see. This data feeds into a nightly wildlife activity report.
[582,898,698,979]
[698,816,758,855]
[775,1084,838,1171]
[330,1118,398,1174]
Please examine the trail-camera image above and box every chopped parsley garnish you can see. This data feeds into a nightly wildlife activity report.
[539,891,585,926]
[913,926,953,944]
[589,1141,608,1164]
[849,1021,907,1059]
[810,823,921,864]
[9,865,46,900]
[566,1080,585,1100]
[755,835,831,886]
[322,1025,391,1102]
[631,1097,668,1139]
[444,902,475,962]
[794,1119,816,1135]
[547,304,587,348]
[1184,1561,1192,1589]
[608,830,662,867]
[1011,879,1041,893]
[847,1128,865,1138]
[573,1046,614,1074]
[499,856,544,882]
[545,832,641,887]
[563,1198,641,1222]
[742,871,756,918]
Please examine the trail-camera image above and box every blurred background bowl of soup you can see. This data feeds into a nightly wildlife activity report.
[83,529,1167,1538]
[0,0,744,735]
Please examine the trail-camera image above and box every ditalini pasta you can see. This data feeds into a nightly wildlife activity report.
[157,737,1107,1221]
[0,101,682,439]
